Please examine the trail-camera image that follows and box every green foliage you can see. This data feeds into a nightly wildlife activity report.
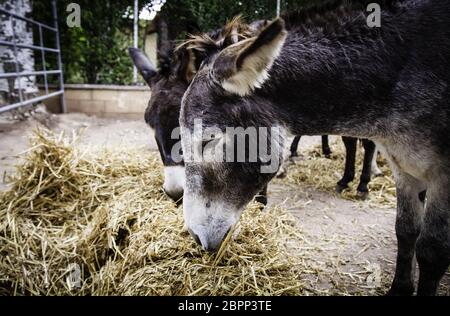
[32,0,144,85]
[31,0,319,85]
[161,0,319,39]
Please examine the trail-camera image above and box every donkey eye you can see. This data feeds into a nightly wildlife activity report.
[201,136,221,149]
[202,139,215,148]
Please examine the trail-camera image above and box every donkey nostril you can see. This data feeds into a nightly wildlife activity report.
[187,228,232,253]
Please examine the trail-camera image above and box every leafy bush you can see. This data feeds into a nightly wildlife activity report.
[31,0,316,85]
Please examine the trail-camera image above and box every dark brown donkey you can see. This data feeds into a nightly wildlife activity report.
[180,0,450,295]
[289,135,382,198]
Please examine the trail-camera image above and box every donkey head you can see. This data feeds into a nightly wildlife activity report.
[129,47,194,201]
[129,18,267,203]
[180,19,288,252]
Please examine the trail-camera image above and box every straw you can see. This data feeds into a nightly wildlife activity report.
[0,128,305,295]
[277,140,397,209]
[2,129,446,295]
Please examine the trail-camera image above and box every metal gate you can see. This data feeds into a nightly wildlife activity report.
[0,0,65,113]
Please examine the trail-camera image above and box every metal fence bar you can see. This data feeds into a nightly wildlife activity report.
[0,90,63,113]
[0,7,57,32]
[0,70,61,79]
[0,40,59,53]
[132,0,138,83]
[10,14,23,104]
[38,24,49,94]
[0,1,65,114]
[52,0,65,113]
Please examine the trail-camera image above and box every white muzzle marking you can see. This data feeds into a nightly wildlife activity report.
[163,166,185,200]
[183,191,240,252]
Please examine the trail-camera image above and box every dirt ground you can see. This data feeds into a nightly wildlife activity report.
[0,110,448,295]
[0,111,154,191]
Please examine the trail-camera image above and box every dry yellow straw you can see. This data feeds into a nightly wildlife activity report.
[0,128,305,296]
[277,140,397,208]
[3,129,444,296]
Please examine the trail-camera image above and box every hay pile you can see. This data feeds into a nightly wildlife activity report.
[0,129,306,295]
[279,140,396,208]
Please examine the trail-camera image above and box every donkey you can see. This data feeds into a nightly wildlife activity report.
[131,22,377,203]
[289,135,382,198]
[179,0,450,295]
[335,137,380,197]
[290,135,331,158]
[129,46,190,202]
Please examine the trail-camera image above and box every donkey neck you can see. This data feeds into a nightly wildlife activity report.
[257,5,412,139]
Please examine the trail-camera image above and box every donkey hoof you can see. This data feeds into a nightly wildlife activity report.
[276,169,287,178]
[373,171,383,177]
[356,190,369,200]
[386,284,415,296]
[289,155,302,162]
[336,184,347,194]
[324,154,331,159]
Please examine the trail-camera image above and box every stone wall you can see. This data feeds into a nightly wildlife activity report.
[42,84,150,119]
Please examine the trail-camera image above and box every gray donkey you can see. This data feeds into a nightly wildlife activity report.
[179,0,450,295]
[130,17,380,203]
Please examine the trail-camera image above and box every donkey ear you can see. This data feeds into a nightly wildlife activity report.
[213,18,287,96]
[128,48,157,86]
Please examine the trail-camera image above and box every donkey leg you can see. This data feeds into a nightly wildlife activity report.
[289,136,301,157]
[336,136,357,193]
[371,147,383,177]
[388,172,425,296]
[321,135,332,158]
[416,181,450,296]
[356,139,376,199]
[255,184,268,207]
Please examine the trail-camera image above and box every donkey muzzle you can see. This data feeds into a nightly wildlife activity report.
[162,166,185,202]
[188,226,230,253]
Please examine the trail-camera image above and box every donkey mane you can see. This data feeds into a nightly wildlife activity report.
[176,16,256,55]
[282,0,402,33]
[174,0,403,72]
